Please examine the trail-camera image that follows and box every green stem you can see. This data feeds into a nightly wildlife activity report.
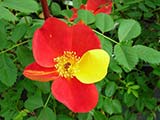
[44,93,52,108]
[0,40,30,55]
[93,30,119,44]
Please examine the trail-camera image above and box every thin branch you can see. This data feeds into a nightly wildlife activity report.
[93,30,119,44]
[0,40,30,55]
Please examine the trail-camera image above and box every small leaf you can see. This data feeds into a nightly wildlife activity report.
[11,23,28,42]
[13,109,29,120]
[103,98,113,115]
[118,19,141,41]
[123,93,136,107]
[57,114,73,120]
[114,44,138,71]
[105,81,117,97]
[77,113,92,120]
[133,45,160,64]
[0,6,17,22]
[78,10,95,24]
[0,20,8,49]
[26,23,43,38]
[24,91,43,111]
[144,98,157,110]
[16,46,34,66]
[1,0,39,13]
[103,98,122,115]
[33,81,50,94]
[109,115,123,120]
[130,85,140,90]
[136,98,144,112]
[95,13,114,33]
[51,2,61,16]
[96,95,104,109]
[131,90,139,98]
[112,99,122,114]
[73,0,82,8]
[145,0,156,9]
[61,10,73,19]
[37,107,56,120]
[0,54,17,87]
[97,34,113,56]
[94,111,107,120]
[109,58,122,73]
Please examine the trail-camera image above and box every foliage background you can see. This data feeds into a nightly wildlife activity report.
[0,0,160,120]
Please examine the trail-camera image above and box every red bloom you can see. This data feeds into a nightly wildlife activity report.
[70,0,112,21]
[23,17,110,112]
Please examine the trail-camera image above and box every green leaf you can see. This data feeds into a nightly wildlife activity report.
[123,93,136,107]
[73,0,82,8]
[0,20,8,49]
[132,91,139,99]
[95,13,114,33]
[2,0,39,13]
[13,109,29,120]
[57,114,73,120]
[112,99,122,114]
[0,81,8,92]
[24,91,43,111]
[51,2,61,16]
[0,54,17,87]
[109,58,122,73]
[147,115,154,120]
[109,115,124,120]
[114,44,138,71]
[136,98,144,112]
[11,23,28,42]
[94,111,107,120]
[96,95,104,109]
[61,10,73,19]
[105,81,117,97]
[144,98,157,110]
[145,0,156,9]
[77,113,92,120]
[0,6,17,21]
[16,46,34,66]
[103,98,113,114]
[130,85,140,90]
[78,10,95,24]
[33,81,50,94]
[37,107,56,120]
[124,111,137,120]
[97,34,113,56]
[138,3,148,12]
[27,117,36,120]
[133,45,160,64]
[26,23,43,38]
[118,19,141,41]
[103,98,122,115]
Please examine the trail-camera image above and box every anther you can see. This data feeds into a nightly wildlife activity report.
[54,51,80,78]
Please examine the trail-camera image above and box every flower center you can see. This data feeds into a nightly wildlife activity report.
[54,51,80,78]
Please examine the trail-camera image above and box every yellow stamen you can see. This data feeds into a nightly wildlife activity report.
[54,51,80,78]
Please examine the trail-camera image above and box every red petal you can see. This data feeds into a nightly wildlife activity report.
[70,8,78,21]
[23,62,59,82]
[33,17,72,67]
[86,0,112,12]
[94,2,112,14]
[71,23,101,56]
[51,77,98,113]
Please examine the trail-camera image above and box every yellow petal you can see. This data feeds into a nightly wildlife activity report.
[75,49,110,84]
